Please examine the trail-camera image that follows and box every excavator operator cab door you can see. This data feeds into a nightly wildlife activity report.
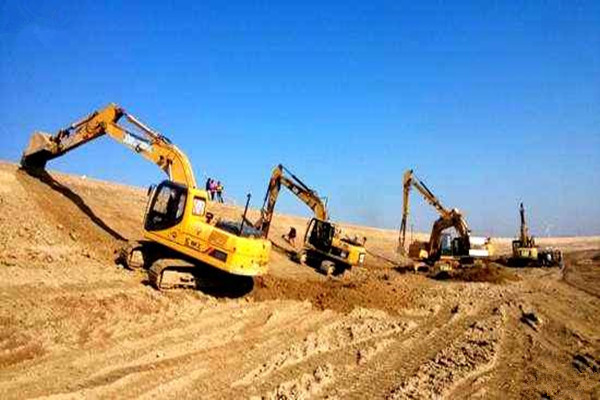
[144,180,188,232]
[451,237,470,257]
[440,233,453,257]
[511,240,520,255]
[305,218,334,252]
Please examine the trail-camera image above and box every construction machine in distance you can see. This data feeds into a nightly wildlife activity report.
[20,103,271,290]
[252,164,366,275]
[509,203,562,267]
[398,169,493,265]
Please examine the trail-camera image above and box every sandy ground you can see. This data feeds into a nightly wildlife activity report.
[1,161,600,399]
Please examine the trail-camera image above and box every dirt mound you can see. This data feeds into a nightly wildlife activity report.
[562,250,600,299]
[252,270,417,315]
[434,263,521,284]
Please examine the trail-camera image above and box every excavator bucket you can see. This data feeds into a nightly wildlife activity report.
[20,132,56,170]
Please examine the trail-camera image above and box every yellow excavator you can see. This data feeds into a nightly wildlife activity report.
[21,103,271,290]
[512,203,537,260]
[510,202,562,267]
[252,164,366,275]
[398,169,492,264]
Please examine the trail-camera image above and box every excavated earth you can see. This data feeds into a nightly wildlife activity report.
[1,161,600,399]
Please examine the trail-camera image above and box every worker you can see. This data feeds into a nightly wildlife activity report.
[216,181,224,203]
[209,179,217,201]
[282,227,297,247]
[205,178,214,200]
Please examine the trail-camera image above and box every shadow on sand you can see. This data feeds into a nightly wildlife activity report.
[20,167,127,242]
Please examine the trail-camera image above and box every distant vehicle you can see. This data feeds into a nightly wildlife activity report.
[510,203,562,267]
[398,169,493,264]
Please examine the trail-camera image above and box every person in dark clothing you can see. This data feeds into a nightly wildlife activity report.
[205,177,212,200]
[282,226,297,247]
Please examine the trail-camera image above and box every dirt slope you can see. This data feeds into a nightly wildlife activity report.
[1,161,600,399]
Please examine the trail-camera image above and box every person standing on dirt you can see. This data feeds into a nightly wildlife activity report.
[205,178,213,200]
[283,227,297,247]
[288,227,297,246]
[216,181,224,203]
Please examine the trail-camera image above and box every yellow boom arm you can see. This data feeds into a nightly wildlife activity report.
[254,164,328,237]
[21,103,196,188]
[399,169,470,258]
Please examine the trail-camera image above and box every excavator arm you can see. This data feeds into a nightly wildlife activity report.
[399,169,470,259]
[399,169,450,252]
[518,202,535,247]
[21,103,196,188]
[255,164,328,237]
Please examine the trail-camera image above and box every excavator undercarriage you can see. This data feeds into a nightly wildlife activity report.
[119,240,254,294]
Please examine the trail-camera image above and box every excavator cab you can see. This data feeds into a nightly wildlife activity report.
[145,181,190,232]
[306,218,334,252]
[450,236,470,258]
[439,233,453,257]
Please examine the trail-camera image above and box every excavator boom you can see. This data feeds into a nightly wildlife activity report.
[255,164,328,237]
[21,103,196,188]
[399,169,453,252]
[519,202,531,245]
[399,169,473,262]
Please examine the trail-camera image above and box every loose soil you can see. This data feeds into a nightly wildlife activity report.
[1,161,599,399]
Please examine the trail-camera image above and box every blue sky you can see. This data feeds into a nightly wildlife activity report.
[1,0,599,236]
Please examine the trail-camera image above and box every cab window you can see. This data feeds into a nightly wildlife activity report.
[192,197,206,216]
[145,182,187,231]
[307,219,334,251]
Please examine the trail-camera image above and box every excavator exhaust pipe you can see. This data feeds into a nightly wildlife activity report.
[20,132,57,170]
